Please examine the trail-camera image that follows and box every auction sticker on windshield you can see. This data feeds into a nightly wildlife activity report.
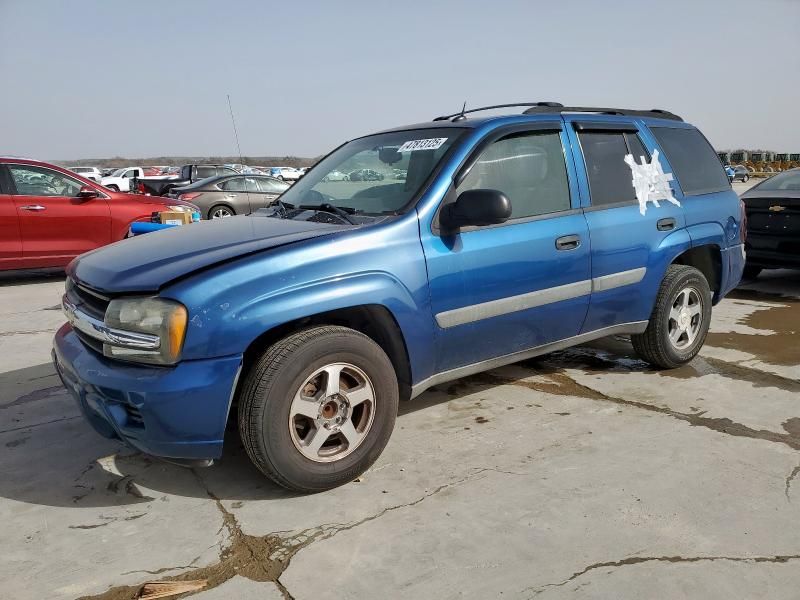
[398,138,448,152]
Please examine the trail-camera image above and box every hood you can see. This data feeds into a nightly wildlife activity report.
[69,215,348,293]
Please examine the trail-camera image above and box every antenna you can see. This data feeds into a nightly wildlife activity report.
[227,94,245,170]
[452,101,467,122]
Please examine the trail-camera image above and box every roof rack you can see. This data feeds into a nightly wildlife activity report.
[432,102,683,123]
[433,102,565,121]
[522,105,683,122]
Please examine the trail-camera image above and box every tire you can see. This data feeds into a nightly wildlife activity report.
[106,184,119,191]
[743,265,762,279]
[208,204,235,219]
[238,326,399,492]
[632,265,712,369]
[743,174,749,182]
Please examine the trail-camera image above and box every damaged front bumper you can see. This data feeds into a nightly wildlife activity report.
[52,323,242,460]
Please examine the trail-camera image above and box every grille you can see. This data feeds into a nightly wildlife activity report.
[66,278,111,354]
[66,278,110,320]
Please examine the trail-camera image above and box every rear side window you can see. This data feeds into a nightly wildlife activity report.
[650,127,729,196]
[196,166,216,179]
[458,131,571,220]
[579,132,641,207]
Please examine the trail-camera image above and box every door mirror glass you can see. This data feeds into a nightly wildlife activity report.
[77,185,100,199]
[441,189,512,230]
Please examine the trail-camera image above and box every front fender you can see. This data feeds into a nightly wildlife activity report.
[165,216,436,383]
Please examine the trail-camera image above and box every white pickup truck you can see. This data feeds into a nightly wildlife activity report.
[100,167,149,192]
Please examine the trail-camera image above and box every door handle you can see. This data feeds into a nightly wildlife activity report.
[20,205,46,211]
[657,217,676,231]
[555,234,581,250]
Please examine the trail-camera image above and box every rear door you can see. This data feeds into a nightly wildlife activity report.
[566,118,686,332]
[8,164,111,266]
[0,165,23,269]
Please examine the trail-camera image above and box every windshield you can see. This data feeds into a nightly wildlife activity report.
[754,169,800,191]
[110,168,127,177]
[279,128,465,215]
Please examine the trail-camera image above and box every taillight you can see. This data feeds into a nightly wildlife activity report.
[137,182,146,194]
[179,193,201,201]
[740,199,747,244]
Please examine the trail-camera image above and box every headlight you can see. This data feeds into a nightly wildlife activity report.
[103,297,188,365]
[167,205,193,213]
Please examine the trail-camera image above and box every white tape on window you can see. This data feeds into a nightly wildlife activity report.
[624,149,681,215]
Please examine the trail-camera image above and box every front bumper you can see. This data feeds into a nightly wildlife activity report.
[53,323,242,460]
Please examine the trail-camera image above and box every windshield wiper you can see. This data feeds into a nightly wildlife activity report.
[299,203,358,224]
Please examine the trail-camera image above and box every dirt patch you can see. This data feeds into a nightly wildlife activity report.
[706,301,799,366]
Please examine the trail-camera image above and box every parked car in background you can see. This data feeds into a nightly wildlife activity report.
[0,157,196,270]
[101,167,117,177]
[348,168,384,181]
[69,166,102,182]
[135,164,239,196]
[101,166,163,192]
[270,167,302,181]
[53,104,744,492]
[740,167,800,278]
[172,174,290,219]
[321,169,349,182]
[730,165,750,182]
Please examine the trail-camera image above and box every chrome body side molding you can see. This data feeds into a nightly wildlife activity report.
[434,267,648,329]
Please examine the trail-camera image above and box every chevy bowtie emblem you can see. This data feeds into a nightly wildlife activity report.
[769,205,786,212]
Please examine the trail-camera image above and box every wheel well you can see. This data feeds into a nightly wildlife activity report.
[239,305,413,404]
[672,245,721,298]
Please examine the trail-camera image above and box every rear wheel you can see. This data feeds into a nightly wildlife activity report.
[238,326,399,492]
[632,265,712,369]
[208,204,235,219]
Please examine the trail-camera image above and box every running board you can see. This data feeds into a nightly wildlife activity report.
[409,321,648,399]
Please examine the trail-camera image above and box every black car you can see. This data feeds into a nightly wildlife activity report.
[348,168,384,181]
[740,168,800,277]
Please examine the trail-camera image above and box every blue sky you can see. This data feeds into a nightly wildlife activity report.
[1,0,798,159]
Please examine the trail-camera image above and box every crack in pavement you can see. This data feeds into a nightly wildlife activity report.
[69,513,146,530]
[0,415,81,435]
[468,369,800,453]
[785,464,800,502]
[526,554,800,596]
[74,466,489,600]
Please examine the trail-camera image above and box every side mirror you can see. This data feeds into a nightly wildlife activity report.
[440,189,512,230]
[77,185,100,199]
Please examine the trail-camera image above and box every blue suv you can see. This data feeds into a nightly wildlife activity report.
[53,103,745,491]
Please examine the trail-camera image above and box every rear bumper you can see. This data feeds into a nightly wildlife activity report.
[53,323,242,460]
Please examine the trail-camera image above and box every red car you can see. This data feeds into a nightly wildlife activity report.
[0,157,197,271]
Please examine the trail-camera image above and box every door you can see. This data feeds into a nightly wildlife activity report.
[566,118,686,332]
[420,126,591,372]
[8,164,111,266]
[253,177,289,210]
[0,165,23,269]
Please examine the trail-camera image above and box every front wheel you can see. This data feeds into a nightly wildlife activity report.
[743,174,750,183]
[632,265,712,369]
[106,184,119,191]
[238,326,399,492]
